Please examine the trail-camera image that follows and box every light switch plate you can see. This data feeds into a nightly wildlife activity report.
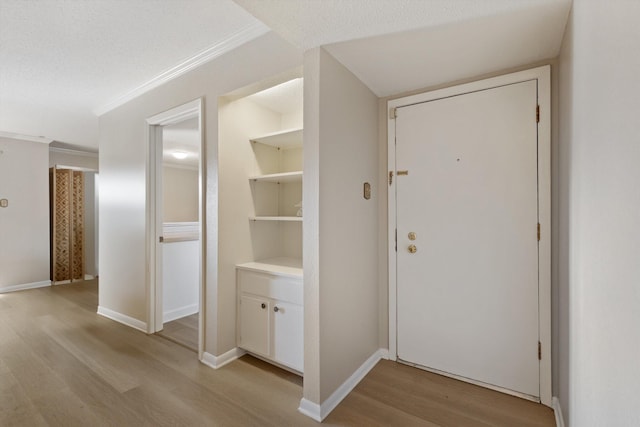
[0,199,8,208]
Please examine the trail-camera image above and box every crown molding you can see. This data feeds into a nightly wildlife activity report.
[0,131,52,144]
[94,23,269,116]
[50,146,98,158]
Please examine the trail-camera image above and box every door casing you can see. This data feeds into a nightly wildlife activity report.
[146,98,205,359]
[387,66,551,406]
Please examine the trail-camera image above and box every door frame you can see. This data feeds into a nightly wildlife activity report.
[146,98,205,358]
[387,66,551,406]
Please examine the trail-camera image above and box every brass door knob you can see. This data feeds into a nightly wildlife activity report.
[408,244,417,253]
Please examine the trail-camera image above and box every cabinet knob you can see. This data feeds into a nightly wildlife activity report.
[273,306,280,312]
[261,303,266,309]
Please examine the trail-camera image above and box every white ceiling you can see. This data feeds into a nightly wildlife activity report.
[0,0,268,149]
[0,0,571,150]
[237,0,571,97]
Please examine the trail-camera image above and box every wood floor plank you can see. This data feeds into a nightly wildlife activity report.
[0,279,556,426]
[0,372,48,427]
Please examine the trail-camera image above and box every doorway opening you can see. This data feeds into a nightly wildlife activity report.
[146,99,204,355]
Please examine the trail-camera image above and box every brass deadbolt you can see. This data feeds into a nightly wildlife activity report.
[408,232,416,241]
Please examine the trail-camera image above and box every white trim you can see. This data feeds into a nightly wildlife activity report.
[163,304,199,323]
[146,98,205,362]
[200,349,246,370]
[387,66,552,406]
[84,274,95,280]
[298,348,385,422]
[52,279,72,285]
[0,131,52,144]
[0,280,51,294]
[97,306,148,333]
[55,165,98,173]
[94,23,269,116]
[50,147,98,158]
[297,399,322,422]
[553,397,565,427]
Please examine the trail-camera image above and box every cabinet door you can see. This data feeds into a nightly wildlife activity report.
[272,301,304,372]
[239,295,270,356]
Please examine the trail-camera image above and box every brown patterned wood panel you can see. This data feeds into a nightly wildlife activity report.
[54,169,71,282]
[51,168,84,282]
[72,171,84,280]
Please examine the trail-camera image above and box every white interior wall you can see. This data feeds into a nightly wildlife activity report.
[558,2,640,425]
[84,172,97,277]
[163,165,199,222]
[0,138,50,290]
[49,148,98,170]
[98,32,301,351]
[304,48,379,405]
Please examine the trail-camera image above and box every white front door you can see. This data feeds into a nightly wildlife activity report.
[395,80,540,399]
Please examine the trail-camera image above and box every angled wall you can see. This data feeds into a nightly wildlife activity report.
[302,47,379,418]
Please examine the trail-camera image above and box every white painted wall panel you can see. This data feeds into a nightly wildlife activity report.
[559,1,640,425]
[0,138,50,289]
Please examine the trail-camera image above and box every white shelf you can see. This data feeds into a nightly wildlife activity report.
[249,216,302,222]
[236,257,303,278]
[249,171,302,183]
[250,128,303,149]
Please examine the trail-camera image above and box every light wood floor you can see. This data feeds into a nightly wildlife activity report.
[0,280,555,426]
[157,313,199,351]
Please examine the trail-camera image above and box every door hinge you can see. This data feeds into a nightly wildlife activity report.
[536,105,540,123]
[395,228,397,252]
[390,107,398,119]
[537,223,541,241]
[389,171,394,186]
[538,341,542,360]
[159,236,164,243]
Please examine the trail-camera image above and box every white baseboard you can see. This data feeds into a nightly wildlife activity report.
[379,348,390,360]
[163,304,199,323]
[52,279,71,285]
[201,348,246,370]
[97,306,148,333]
[298,348,385,422]
[0,280,51,294]
[84,274,95,280]
[298,399,322,422]
[553,396,565,427]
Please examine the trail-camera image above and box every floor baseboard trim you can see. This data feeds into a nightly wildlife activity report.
[201,348,246,370]
[298,399,322,422]
[0,280,51,294]
[97,306,148,333]
[163,304,198,323]
[552,396,565,427]
[299,348,385,422]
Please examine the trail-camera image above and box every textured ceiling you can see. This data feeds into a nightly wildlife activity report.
[233,0,569,51]
[0,0,267,148]
[0,0,571,149]
[325,0,571,97]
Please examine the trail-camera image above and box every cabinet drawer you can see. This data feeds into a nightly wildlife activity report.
[238,270,303,305]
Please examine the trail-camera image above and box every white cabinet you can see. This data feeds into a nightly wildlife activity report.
[237,260,303,373]
[238,294,270,356]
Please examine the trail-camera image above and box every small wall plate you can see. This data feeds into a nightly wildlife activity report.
[363,182,371,200]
